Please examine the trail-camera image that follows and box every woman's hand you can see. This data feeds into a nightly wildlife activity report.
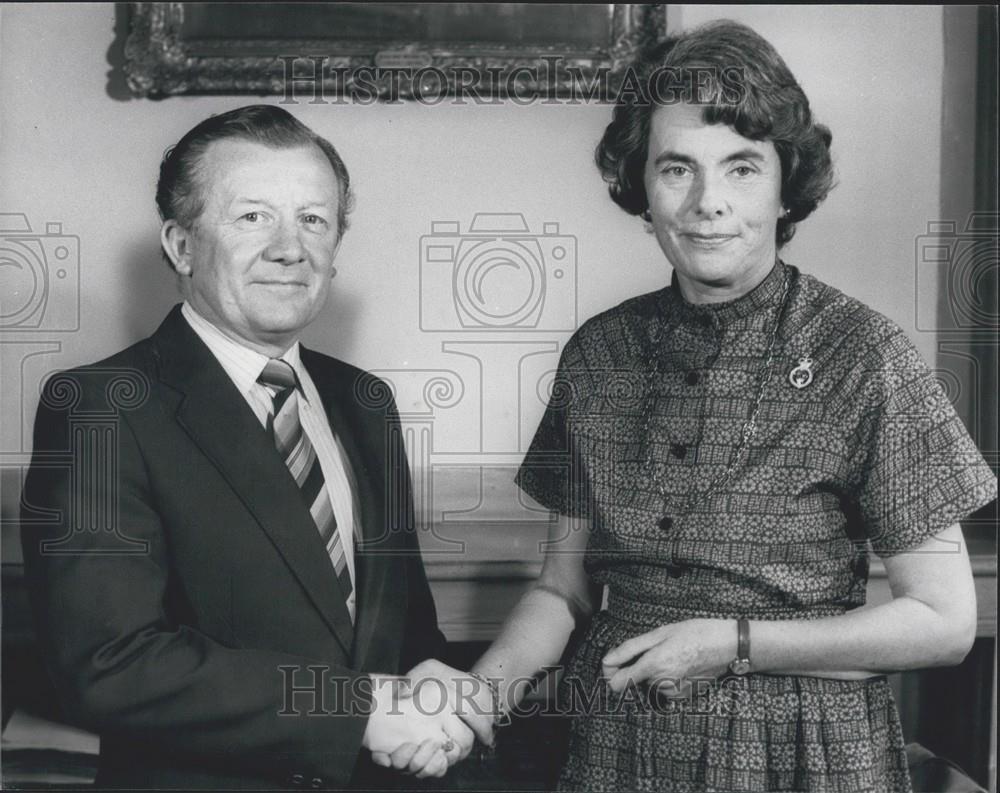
[405,658,496,747]
[602,618,735,696]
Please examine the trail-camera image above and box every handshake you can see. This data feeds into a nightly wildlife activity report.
[362,659,499,779]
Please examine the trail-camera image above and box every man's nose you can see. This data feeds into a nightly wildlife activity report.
[264,220,306,264]
[692,173,729,217]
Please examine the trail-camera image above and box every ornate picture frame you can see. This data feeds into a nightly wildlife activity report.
[123,3,666,100]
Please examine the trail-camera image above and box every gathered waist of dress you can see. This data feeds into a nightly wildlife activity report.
[604,588,850,629]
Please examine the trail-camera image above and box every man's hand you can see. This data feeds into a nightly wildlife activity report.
[405,659,496,746]
[362,675,474,779]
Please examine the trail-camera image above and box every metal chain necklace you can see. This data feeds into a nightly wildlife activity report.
[642,270,790,530]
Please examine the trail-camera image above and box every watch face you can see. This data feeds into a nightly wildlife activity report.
[729,658,751,676]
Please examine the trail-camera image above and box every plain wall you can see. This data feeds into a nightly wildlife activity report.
[0,4,957,544]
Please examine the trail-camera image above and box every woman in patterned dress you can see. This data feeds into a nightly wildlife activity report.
[406,20,997,792]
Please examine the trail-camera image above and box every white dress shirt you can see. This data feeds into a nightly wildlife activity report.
[181,302,359,621]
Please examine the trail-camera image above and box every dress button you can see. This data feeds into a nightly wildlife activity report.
[685,371,700,386]
[670,443,687,459]
[310,778,323,789]
[659,516,673,531]
[290,774,304,787]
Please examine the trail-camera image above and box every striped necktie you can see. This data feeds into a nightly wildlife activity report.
[257,359,354,607]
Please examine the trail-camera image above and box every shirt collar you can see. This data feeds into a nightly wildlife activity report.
[180,301,305,398]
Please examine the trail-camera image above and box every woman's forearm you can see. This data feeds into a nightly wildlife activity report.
[756,525,977,675]
[753,594,976,676]
[471,586,580,712]
[604,526,977,689]
[605,593,976,691]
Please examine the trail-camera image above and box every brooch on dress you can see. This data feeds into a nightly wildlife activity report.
[788,357,814,389]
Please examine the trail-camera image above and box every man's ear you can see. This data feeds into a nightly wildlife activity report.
[161,220,194,276]
[330,237,344,278]
[329,237,343,279]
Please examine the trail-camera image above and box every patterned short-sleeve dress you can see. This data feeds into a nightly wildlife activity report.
[515,262,997,792]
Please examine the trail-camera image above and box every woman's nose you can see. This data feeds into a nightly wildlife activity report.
[692,173,729,217]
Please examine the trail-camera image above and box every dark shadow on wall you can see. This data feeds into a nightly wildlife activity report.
[302,280,363,363]
[922,6,998,789]
[937,6,998,485]
[969,5,999,477]
[120,237,182,343]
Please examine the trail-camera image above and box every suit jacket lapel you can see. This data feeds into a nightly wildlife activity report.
[301,349,392,669]
[151,307,355,656]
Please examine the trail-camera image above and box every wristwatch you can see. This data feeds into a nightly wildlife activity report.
[728,618,752,675]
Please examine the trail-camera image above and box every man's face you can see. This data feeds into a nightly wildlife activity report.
[166,140,342,354]
[642,103,783,302]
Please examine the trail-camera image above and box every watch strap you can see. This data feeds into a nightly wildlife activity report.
[737,617,750,662]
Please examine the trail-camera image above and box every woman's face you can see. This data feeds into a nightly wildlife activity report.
[643,103,783,303]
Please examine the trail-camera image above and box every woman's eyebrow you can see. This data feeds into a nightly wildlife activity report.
[650,148,767,167]
[721,149,767,164]
[651,150,698,167]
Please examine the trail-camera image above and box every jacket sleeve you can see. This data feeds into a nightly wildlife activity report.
[20,370,372,788]
[379,393,448,670]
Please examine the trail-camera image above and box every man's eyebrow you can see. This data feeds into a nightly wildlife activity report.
[231,197,332,209]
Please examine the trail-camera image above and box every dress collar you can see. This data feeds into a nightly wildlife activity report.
[658,260,789,329]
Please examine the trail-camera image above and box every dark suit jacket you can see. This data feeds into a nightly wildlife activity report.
[20,305,447,789]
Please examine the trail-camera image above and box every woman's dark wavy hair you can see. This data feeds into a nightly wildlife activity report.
[596,20,834,247]
[156,105,355,267]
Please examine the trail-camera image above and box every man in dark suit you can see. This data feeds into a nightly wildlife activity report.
[20,105,482,789]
